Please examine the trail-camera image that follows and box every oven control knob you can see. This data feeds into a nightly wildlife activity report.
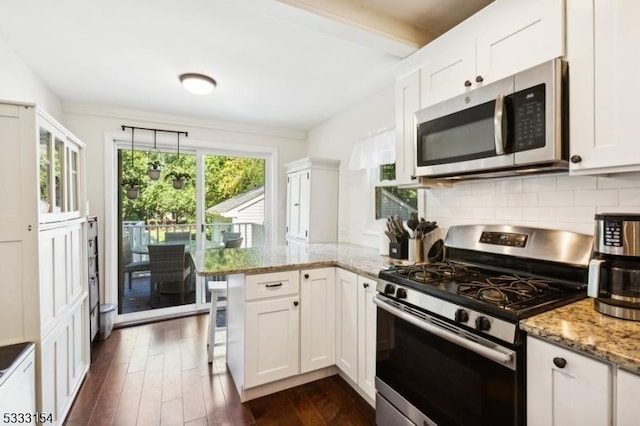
[454,309,469,323]
[384,284,395,295]
[475,316,491,331]
[396,287,408,299]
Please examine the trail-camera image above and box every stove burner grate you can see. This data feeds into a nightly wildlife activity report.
[458,274,561,308]
[396,261,478,284]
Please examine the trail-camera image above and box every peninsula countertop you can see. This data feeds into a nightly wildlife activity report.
[190,242,396,279]
[521,298,640,373]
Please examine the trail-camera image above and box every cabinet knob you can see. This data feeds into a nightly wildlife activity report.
[464,80,472,87]
[293,301,299,306]
[475,75,484,83]
[304,274,310,279]
[553,357,567,368]
[570,155,582,164]
[363,282,369,288]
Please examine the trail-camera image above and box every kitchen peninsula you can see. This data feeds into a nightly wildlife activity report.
[190,242,390,404]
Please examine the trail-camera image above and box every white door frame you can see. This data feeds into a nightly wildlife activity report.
[103,129,277,324]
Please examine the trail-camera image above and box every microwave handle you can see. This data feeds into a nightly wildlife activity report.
[494,94,505,155]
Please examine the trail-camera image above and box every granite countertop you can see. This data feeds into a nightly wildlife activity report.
[521,298,640,373]
[190,242,397,280]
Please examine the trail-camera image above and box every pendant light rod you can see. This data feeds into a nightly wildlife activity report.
[121,125,188,139]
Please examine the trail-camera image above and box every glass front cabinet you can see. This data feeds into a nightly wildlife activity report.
[38,114,85,222]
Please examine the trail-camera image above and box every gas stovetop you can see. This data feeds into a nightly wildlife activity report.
[376,225,594,345]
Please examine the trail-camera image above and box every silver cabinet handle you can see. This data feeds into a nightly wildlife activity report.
[494,94,505,155]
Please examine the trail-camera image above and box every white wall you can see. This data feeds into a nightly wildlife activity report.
[307,85,395,248]
[0,37,62,119]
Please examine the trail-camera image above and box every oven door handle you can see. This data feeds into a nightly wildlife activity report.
[374,297,515,368]
[494,94,505,155]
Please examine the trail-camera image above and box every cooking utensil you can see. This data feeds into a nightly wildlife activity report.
[407,213,419,238]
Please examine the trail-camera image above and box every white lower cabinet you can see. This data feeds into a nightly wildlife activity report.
[243,271,300,389]
[527,336,612,426]
[245,295,300,388]
[335,269,358,383]
[356,275,377,402]
[300,268,335,373]
[616,368,640,426]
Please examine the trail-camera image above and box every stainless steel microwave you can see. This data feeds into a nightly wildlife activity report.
[414,58,568,179]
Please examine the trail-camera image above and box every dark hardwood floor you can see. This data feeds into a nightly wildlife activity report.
[65,313,375,425]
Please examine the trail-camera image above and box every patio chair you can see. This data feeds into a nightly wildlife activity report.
[165,231,191,243]
[123,239,150,289]
[222,231,241,243]
[224,237,243,248]
[148,244,191,307]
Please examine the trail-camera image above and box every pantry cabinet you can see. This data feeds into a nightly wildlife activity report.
[0,101,88,426]
[417,0,564,108]
[285,158,339,244]
[567,0,640,174]
[527,336,611,426]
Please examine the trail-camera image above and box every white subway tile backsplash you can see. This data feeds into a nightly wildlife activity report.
[597,172,640,189]
[425,173,640,233]
[557,175,597,191]
[523,176,557,193]
[574,189,618,206]
[618,189,640,206]
[538,191,574,207]
[507,192,538,207]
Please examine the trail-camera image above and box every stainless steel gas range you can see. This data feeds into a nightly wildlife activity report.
[374,225,593,426]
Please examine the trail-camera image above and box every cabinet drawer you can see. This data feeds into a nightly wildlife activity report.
[245,270,299,300]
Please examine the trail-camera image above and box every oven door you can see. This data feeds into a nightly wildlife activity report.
[374,295,524,426]
[415,76,515,178]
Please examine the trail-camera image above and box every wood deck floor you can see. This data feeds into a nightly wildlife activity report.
[64,313,375,425]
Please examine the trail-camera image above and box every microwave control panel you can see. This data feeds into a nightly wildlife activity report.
[513,83,546,152]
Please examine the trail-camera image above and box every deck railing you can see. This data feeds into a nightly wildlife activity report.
[123,221,264,260]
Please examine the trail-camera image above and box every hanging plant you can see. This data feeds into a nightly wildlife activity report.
[122,176,143,199]
[147,160,163,180]
[166,171,190,189]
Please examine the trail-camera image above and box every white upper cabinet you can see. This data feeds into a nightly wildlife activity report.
[413,0,564,108]
[285,158,339,244]
[567,0,640,174]
[395,70,421,185]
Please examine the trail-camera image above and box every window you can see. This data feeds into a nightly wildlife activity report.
[375,164,417,221]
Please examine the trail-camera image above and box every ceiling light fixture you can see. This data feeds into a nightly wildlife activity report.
[179,73,217,95]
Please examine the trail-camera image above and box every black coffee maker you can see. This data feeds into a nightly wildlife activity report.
[588,213,640,321]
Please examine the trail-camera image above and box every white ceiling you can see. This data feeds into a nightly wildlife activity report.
[0,0,491,131]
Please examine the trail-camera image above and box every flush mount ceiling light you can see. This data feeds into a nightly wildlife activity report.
[179,73,217,95]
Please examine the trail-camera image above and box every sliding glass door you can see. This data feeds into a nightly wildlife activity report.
[116,144,267,322]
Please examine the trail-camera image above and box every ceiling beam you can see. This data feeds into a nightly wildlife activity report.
[272,0,436,58]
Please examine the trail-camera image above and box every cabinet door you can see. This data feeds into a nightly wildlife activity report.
[395,70,420,185]
[286,171,300,238]
[41,322,70,423]
[568,0,640,173]
[298,170,310,241]
[616,368,640,426]
[300,268,335,373]
[245,295,300,388]
[476,0,564,84]
[419,41,475,107]
[527,336,611,426]
[357,275,377,402]
[335,269,358,383]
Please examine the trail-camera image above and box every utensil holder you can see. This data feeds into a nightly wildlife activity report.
[389,240,408,259]
[408,238,424,264]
